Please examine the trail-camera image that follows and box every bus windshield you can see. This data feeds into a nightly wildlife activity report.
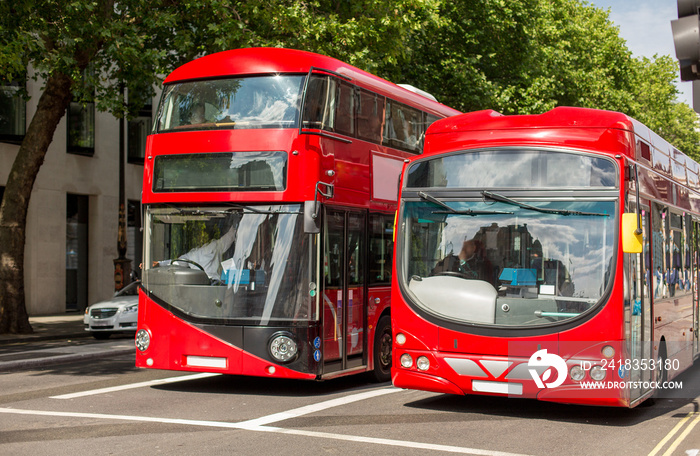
[155,75,305,132]
[143,204,317,324]
[401,199,616,327]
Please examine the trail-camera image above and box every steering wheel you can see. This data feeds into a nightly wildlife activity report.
[171,258,206,272]
[433,271,471,279]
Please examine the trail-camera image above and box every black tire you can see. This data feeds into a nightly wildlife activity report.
[648,341,668,404]
[657,342,668,386]
[92,332,111,340]
[371,315,392,382]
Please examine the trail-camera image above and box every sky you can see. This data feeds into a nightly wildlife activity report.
[587,0,692,107]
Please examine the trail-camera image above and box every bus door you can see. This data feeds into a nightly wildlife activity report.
[322,209,366,375]
[626,202,653,402]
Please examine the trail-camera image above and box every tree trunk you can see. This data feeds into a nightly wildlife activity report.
[0,72,73,334]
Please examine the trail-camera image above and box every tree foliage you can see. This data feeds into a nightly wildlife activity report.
[379,0,699,157]
[0,0,437,334]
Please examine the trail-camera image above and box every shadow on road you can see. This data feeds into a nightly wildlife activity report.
[152,371,389,398]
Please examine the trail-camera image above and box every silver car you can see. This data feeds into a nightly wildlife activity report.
[83,281,140,339]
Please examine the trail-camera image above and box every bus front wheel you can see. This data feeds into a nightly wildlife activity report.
[372,315,392,382]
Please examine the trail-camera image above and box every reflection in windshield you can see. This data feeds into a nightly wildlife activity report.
[406,149,617,189]
[402,200,616,326]
[144,205,317,324]
[156,75,304,131]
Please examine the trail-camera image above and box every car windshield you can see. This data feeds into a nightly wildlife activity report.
[155,75,304,132]
[401,199,616,327]
[143,204,318,324]
[116,281,141,297]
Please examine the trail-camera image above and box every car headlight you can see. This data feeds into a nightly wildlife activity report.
[135,329,150,352]
[124,304,138,313]
[400,353,413,368]
[269,333,298,363]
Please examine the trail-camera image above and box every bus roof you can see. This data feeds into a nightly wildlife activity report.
[424,106,700,189]
[431,107,690,158]
[163,47,460,115]
[426,107,636,134]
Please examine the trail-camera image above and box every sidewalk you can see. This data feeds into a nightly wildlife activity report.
[0,313,89,345]
[0,314,135,371]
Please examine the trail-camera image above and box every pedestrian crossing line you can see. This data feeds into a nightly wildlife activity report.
[0,386,534,456]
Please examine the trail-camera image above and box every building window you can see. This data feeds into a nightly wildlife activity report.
[0,76,26,143]
[67,100,95,156]
[128,101,151,164]
[67,69,95,156]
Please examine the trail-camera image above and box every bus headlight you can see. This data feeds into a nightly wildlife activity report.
[269,333,298,363]
[590,365,606,381]
[135,329,150,352]
[400,353,413,368]
[416,356,430,371]
[570,365,585,382]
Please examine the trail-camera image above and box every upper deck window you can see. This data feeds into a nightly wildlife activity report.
[155,75,304,132]
[406,149,618,189]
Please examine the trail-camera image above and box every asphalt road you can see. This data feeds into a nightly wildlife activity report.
[0,345,699,456]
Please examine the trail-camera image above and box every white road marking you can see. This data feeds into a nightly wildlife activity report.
[1,386,534,456]
[235,387,401,427]
[50,372,221,399]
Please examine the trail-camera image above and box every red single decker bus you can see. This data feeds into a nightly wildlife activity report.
[392,107,699,406]
[135,47,460,381]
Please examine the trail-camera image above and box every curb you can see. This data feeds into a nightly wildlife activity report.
[0,332,92,346]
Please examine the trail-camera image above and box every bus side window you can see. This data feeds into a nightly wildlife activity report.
[303,76,337,131]
[356,89,385,144]
[334,81,355,136]
[383,101,423,154]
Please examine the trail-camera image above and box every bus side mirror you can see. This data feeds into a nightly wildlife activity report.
[622,212,643,253]
[304,200,320,234]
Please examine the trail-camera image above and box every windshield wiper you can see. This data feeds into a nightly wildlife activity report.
[481,191,610,217]
[418,191,513,216]
[160,204,299,216]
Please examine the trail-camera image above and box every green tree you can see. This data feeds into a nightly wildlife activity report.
[380,0,698,157]
[381,0,635,113]
[0,0,436,334]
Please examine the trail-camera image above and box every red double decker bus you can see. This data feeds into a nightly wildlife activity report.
[134,47,460,381]
[392,107,699,406]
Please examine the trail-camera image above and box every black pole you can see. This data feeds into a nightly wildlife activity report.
[114,83,130,291]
